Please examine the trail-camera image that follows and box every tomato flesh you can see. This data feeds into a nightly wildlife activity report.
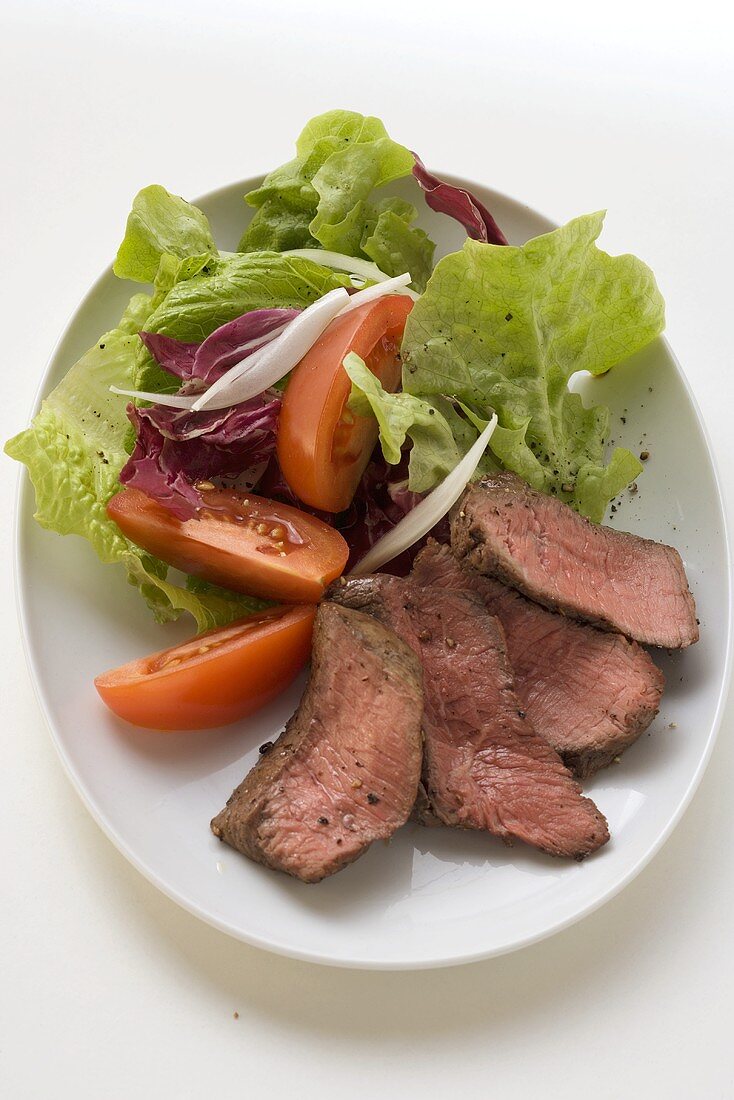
[95,604,315,730]
[107,487,349,603]
[277,295,414,512]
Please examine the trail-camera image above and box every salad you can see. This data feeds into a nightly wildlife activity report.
[6,109,665,732]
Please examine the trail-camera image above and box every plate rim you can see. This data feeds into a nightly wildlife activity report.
[13,175,734,969]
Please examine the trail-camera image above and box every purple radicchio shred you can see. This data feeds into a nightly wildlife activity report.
[411,154,508,246]
[337,450,450,575]
[119,391,281,521]
[139,308,300,386]
[191,308,300,385]
[138,332,198,381]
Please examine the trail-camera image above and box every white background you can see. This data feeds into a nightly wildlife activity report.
[1,2,732,1097]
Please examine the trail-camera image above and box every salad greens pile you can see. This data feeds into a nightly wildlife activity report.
[4,293,267,631]
[6,108,666,630]
[6,187,352,630]
[348,211,664,522]
[239,112,435,290]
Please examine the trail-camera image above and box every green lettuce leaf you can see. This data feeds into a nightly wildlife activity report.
[114,185,217,284]
[344,353,463,493]
[133,251,223,395]
[360,198,435,291]
[6,297,264,632]
[143,251,350,343]
[308,135,413,253]
[236,201,315,253]
[239,110,433,287]
[128,560,267,632]
[401,212,663,519]
[151,250,215,305]
[575,448,644,524]
[295,110,391,156]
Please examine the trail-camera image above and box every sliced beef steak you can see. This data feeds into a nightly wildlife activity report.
[210,603,423,883]
[329,575,609,859]
[411,542,665,778]
[452,472,698,649]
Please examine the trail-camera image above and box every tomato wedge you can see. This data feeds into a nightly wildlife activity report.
[107,487,348,603]
[277,295,414,512]
[95,604,315,730]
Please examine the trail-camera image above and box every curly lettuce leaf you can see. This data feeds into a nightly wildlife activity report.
[308,135,413,253]
[401,212,663,519]
[127,558,267,632]
[360,198,435,291]
[236,203,314,253]
[114,185,217,284]
[5,298,264,632]
[239,110,433,287]
[295,111,391,156]
[575,448,645,523]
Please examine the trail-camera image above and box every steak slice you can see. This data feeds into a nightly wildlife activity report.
[452,472,698,649]
[329,576,609,859]
[210,603,423,883]
[411,541,665,778]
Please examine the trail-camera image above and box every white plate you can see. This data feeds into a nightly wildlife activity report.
[16,175,732,969]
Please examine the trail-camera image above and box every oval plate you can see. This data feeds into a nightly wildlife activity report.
[16,175,732,969]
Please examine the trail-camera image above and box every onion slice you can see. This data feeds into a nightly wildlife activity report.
[338,272,418,311]
[109,387,198,409]
[191,287,350,412]
[194,318,293,373]
[350,414,498,576]
[338,274,413,316]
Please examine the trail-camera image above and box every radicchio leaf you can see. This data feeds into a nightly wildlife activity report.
[139,332,198,380]
[338,450,449,574]
[139,308,300,386]
[412,155,508,246]
[192,308,300,384]
[120,391,281,520]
